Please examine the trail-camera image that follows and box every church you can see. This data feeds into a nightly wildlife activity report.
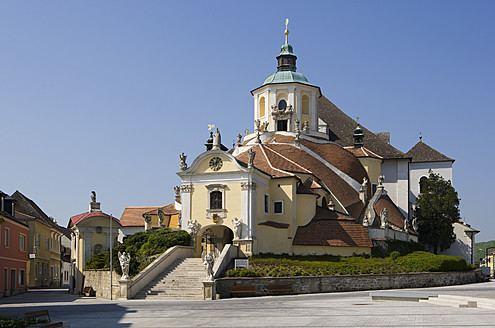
[174,22,464,258]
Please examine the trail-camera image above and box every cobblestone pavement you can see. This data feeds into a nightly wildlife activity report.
[1,281,494,327]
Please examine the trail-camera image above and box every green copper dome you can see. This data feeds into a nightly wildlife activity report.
[261,42,316,87]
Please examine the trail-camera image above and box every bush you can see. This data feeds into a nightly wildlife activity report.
[396,251,476,272]
[0,315,24,328]
[84,228,191,277]
[389,251,400,262]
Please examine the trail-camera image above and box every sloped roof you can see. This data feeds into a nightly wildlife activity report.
[236,142,366,218]
[119,206,162,227]
[69,211,120,227]
[373,194,407,230]
[405,141,454,163]
[293,207,372,247]
[143,203,180,216]
[12,190,60,229]
[344,147,383,159]
[318,96,406,159]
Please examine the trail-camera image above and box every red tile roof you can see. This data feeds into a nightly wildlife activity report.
[69,211,120,227]
[293,207,372,247]
[119,206,162,227]
[373,194,415,233]
[143,203,180,216]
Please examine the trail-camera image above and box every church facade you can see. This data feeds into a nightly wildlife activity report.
[176,24,451,258]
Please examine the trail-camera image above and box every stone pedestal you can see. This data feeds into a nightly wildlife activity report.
[233,239,254,257]
[119,279,131,300]
[203,280,215,300]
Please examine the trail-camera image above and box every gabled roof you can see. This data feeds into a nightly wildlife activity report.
[12,190,60,229]
[119,206,162,227]
[405,141,454,163]
[293,207,372,248]
[318,96,406,159]
[69,211,120,227]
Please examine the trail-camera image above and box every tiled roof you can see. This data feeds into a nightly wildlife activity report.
[119,206,162,227]
[12,190,60,229]
[143,203,180,216]
[344,147,383,159]
[293,207,372,247]
[296,181,316,195]
[69,211,120,227]
[318,96,406,159]
[236,142,366,218]
[405,141,454,163]
[373,194,414,233]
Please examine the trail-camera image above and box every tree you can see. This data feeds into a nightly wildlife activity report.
[414,170,460,254]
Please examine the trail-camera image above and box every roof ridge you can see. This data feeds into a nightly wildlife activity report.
[258,145,294,176]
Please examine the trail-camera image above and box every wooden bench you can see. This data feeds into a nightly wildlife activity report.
[24,310,64,328]
[80,286,95,297]
[267,283,293,295]
[229,285,257,297]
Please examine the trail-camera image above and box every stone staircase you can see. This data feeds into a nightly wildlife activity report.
[134,257,205,300]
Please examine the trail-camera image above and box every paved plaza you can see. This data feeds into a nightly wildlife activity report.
[1,281,495,327]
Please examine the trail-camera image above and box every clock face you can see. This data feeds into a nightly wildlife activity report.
[209,157,223,171]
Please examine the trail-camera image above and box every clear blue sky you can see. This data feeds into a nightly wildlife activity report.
[1,1,494,241]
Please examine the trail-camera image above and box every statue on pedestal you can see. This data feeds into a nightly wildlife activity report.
[232,217,242,239]
[203,252,214,281]
[118,251,131,280]
[179,153,188,171]
[380,208,388,228]
[187,219,198,236]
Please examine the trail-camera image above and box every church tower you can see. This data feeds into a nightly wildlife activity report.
[251,19,322,136]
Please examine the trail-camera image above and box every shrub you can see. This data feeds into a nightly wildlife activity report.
[0,315,24,328]
[396,251,476,272]
[389,251,400,262]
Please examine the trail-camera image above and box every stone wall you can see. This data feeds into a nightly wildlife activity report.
[215,270,485,299]
[82,270,121,299]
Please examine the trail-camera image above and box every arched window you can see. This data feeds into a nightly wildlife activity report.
[259,97,265,118]
[210,191,222,209]
[302,95,310,115]
[278,99,287,110]
[419,176,428,194]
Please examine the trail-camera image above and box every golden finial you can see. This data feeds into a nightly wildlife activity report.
[356,117,360,124]
[284,18,289,44]
[208,124,215,131]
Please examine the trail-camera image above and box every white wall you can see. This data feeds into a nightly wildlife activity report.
[409,161,453,203]
[440,222,477,264]
[381,159,409,218]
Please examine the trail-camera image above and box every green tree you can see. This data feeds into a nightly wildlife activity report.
[414,170,460,254]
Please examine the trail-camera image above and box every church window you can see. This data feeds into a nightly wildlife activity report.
[419,176,428,194]
[264,194,269,214]
[302,95,310,115]
[260,97,266,118]
[273,200,284,215]
[210,191,222,209]
[278,99,287,110]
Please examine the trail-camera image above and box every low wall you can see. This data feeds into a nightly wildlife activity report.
[82,270,121,299]
[215,270,485,299]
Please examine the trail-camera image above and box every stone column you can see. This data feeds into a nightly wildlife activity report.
[118,279,131,300]
[241,182,256,238]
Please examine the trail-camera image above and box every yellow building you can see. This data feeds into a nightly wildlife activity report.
[12,191,64,288]
[68,192,121,293]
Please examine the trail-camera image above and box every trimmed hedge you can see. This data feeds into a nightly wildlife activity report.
[224,251,475,277]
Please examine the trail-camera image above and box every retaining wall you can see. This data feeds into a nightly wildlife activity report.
[215,270,485,299]
[82,270,121,299]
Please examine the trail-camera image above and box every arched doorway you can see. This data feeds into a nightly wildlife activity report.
[200,225,233,257]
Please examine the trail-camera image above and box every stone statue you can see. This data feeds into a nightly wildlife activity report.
[247,149,256,168]
[118,251,131,280]
[378,175,385,186]
[177,212,182,229]
[158,209,165,227]
[237,134,242,147]
[232,217,242,239]
[263,121,269,132]
[380,208,388,228]
[212,128,221,150]
[362,214,369,227]
[91,191,96,203]
[254,119,261,132]
[302,120,310,133]
[144,214,152,225]
[179,153,188,171]
[203,252,214,281]
[174,186,180,197]
[412,217,419,232]
[245,129,249,136]
[362,177,368,188]
[403,218,408,231]
[187,219,198,236]
[255,130,261,144]
[295,119,301,144]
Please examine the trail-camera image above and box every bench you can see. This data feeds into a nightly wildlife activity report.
[229,285,257,297]
[267,283,293,295]
[24,310,64,328]
[80,286,95,297]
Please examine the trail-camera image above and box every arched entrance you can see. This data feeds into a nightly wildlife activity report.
[200,225,233,257]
